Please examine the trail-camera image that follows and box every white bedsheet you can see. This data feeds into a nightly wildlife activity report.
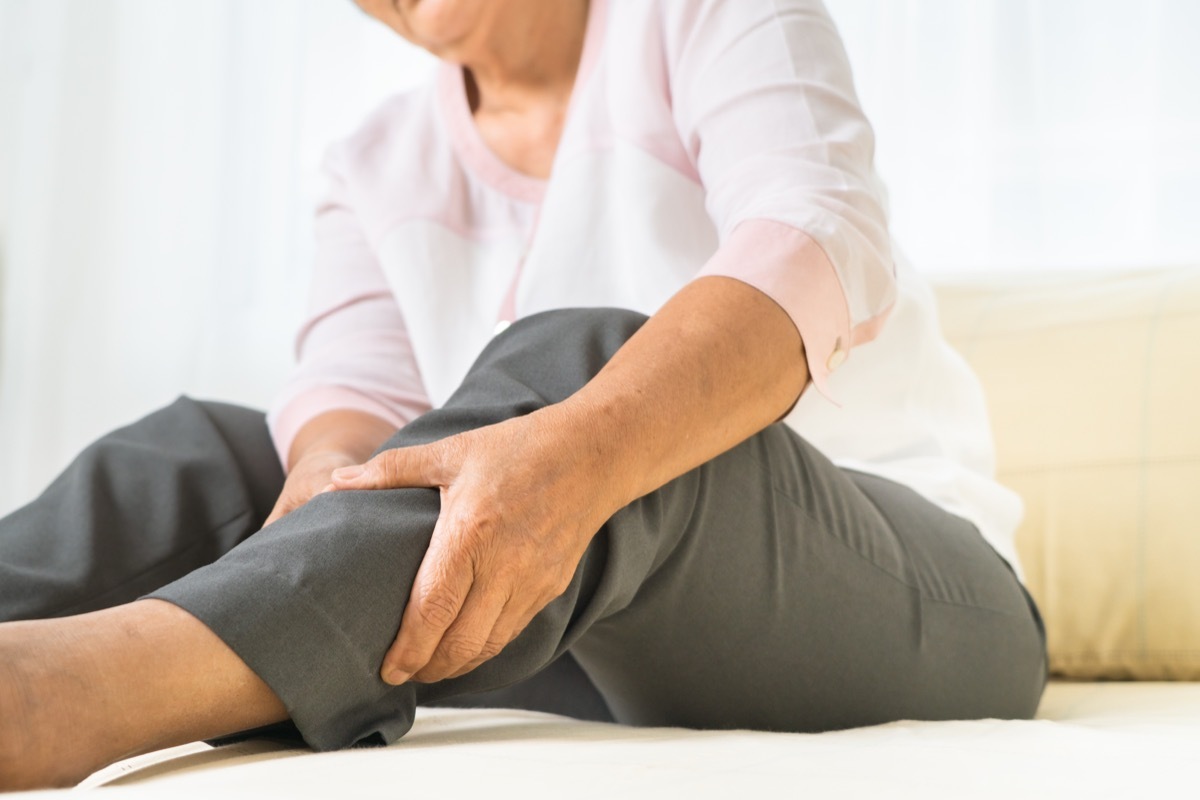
[17,682,1200,798]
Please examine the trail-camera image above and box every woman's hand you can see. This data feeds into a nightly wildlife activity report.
[262,407,400,529]
[325,278,805,686]
[263,450,360,528]
[328,407,616,685]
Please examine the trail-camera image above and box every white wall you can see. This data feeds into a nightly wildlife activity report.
[1,0,1198,514]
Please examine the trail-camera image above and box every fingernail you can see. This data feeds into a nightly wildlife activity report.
[383,668,410,686]
[318,483,336,494]
[332,465,365,482]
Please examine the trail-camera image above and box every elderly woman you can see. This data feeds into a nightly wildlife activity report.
[0,0,1047,789]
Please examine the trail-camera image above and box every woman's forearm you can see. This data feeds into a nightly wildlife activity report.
[323,277,809,683]
[264,407,398,527]
[553,275,809,513]
[286,408,398,471]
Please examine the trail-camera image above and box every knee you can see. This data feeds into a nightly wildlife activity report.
[189,398,270,440]
[447,308,650,410]
[498,307,649,360]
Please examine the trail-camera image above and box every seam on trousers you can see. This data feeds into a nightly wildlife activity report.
[233,561,385,681]
[51,508,255,618]
[740,443,1027,619]
[846,472,1029,619]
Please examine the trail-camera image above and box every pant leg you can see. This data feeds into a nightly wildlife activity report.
[425,651,614,723]
[0,397,283,622]
[150,308,1046,750]
[0,393,611,723]
[569,457,1048,732]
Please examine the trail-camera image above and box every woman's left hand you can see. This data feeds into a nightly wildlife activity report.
[327,407,616,686]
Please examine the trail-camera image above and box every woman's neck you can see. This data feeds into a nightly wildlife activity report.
[460,0,589,114]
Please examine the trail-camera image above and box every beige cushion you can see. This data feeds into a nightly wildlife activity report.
[934,266,1200,680]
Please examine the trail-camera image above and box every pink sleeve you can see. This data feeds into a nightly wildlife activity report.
[267,145,431,469]
[666,0,897,402]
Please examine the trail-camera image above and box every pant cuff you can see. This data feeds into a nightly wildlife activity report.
[147,561,418,751]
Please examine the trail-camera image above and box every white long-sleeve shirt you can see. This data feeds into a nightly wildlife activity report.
[269,0,1026,580]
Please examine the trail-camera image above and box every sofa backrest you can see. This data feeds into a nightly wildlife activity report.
[934,266,1200,680]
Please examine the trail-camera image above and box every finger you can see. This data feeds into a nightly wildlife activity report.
[330,444,443,491]
[262,504,284,528]
[412,585,510,683]
[380,525,474,685]
[263,474,329,528]
[443,599,532,681]
[262,497,297,529]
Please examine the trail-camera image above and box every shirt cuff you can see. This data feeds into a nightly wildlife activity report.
[696,219,851,405]
[267,386,410,471]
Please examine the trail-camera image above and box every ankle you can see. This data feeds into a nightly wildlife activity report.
[0,637,64,790]
[0,665,25,788]
[0,603,289,791]
[0,621,121,790]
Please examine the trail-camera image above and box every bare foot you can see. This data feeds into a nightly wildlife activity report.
[0,601,288,791]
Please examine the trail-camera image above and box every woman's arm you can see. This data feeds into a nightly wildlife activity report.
[262,144,432,527]
[552,276,806,513]
[330,0,887,685]
[330,276,806,685]
[262,409,398,527]
[285,409,398,472]
[267,142,431,472]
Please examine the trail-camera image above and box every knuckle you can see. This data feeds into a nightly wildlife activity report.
[439,435,466,467]
[430,441,454,481]
[491,559,524,586]
[415,593,459,630]
[449,519,494,567]
[377,452,403,485]
[478,639,505,661]
[440,635,484,664]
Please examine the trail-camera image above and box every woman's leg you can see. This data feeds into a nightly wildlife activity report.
[0,308,1047,788]
[0,397,292,789]
[147,307,1044,739]
[0,397,284,622]
[567,459,1048,731]
[0,390,605,789]
[0,601,287,789]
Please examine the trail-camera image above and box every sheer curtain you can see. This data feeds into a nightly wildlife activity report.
[833,0,1200,273]
[1,0,1198,514]
[0,0,433,511]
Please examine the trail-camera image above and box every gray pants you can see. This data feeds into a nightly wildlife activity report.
[0,309,1047,750]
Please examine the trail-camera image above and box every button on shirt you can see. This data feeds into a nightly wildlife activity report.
[267,0,1026,580]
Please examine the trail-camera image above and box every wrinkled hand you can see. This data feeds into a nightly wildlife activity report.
[263,451,359,529]
[328,410,613,685]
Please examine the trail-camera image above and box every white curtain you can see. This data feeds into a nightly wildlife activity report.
[832,0,1200,274]
[1,0,1198,514]
[0,0,433,512]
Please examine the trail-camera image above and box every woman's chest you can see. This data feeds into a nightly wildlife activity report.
[374,143,718,406]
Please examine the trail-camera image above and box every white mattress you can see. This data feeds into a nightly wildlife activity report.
[19,682,1200,798]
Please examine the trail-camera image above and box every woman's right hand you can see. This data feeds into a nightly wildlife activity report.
[261,407,400,529]
[263,450,359,528]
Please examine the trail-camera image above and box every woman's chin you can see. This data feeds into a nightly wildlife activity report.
[402,0,486,44]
